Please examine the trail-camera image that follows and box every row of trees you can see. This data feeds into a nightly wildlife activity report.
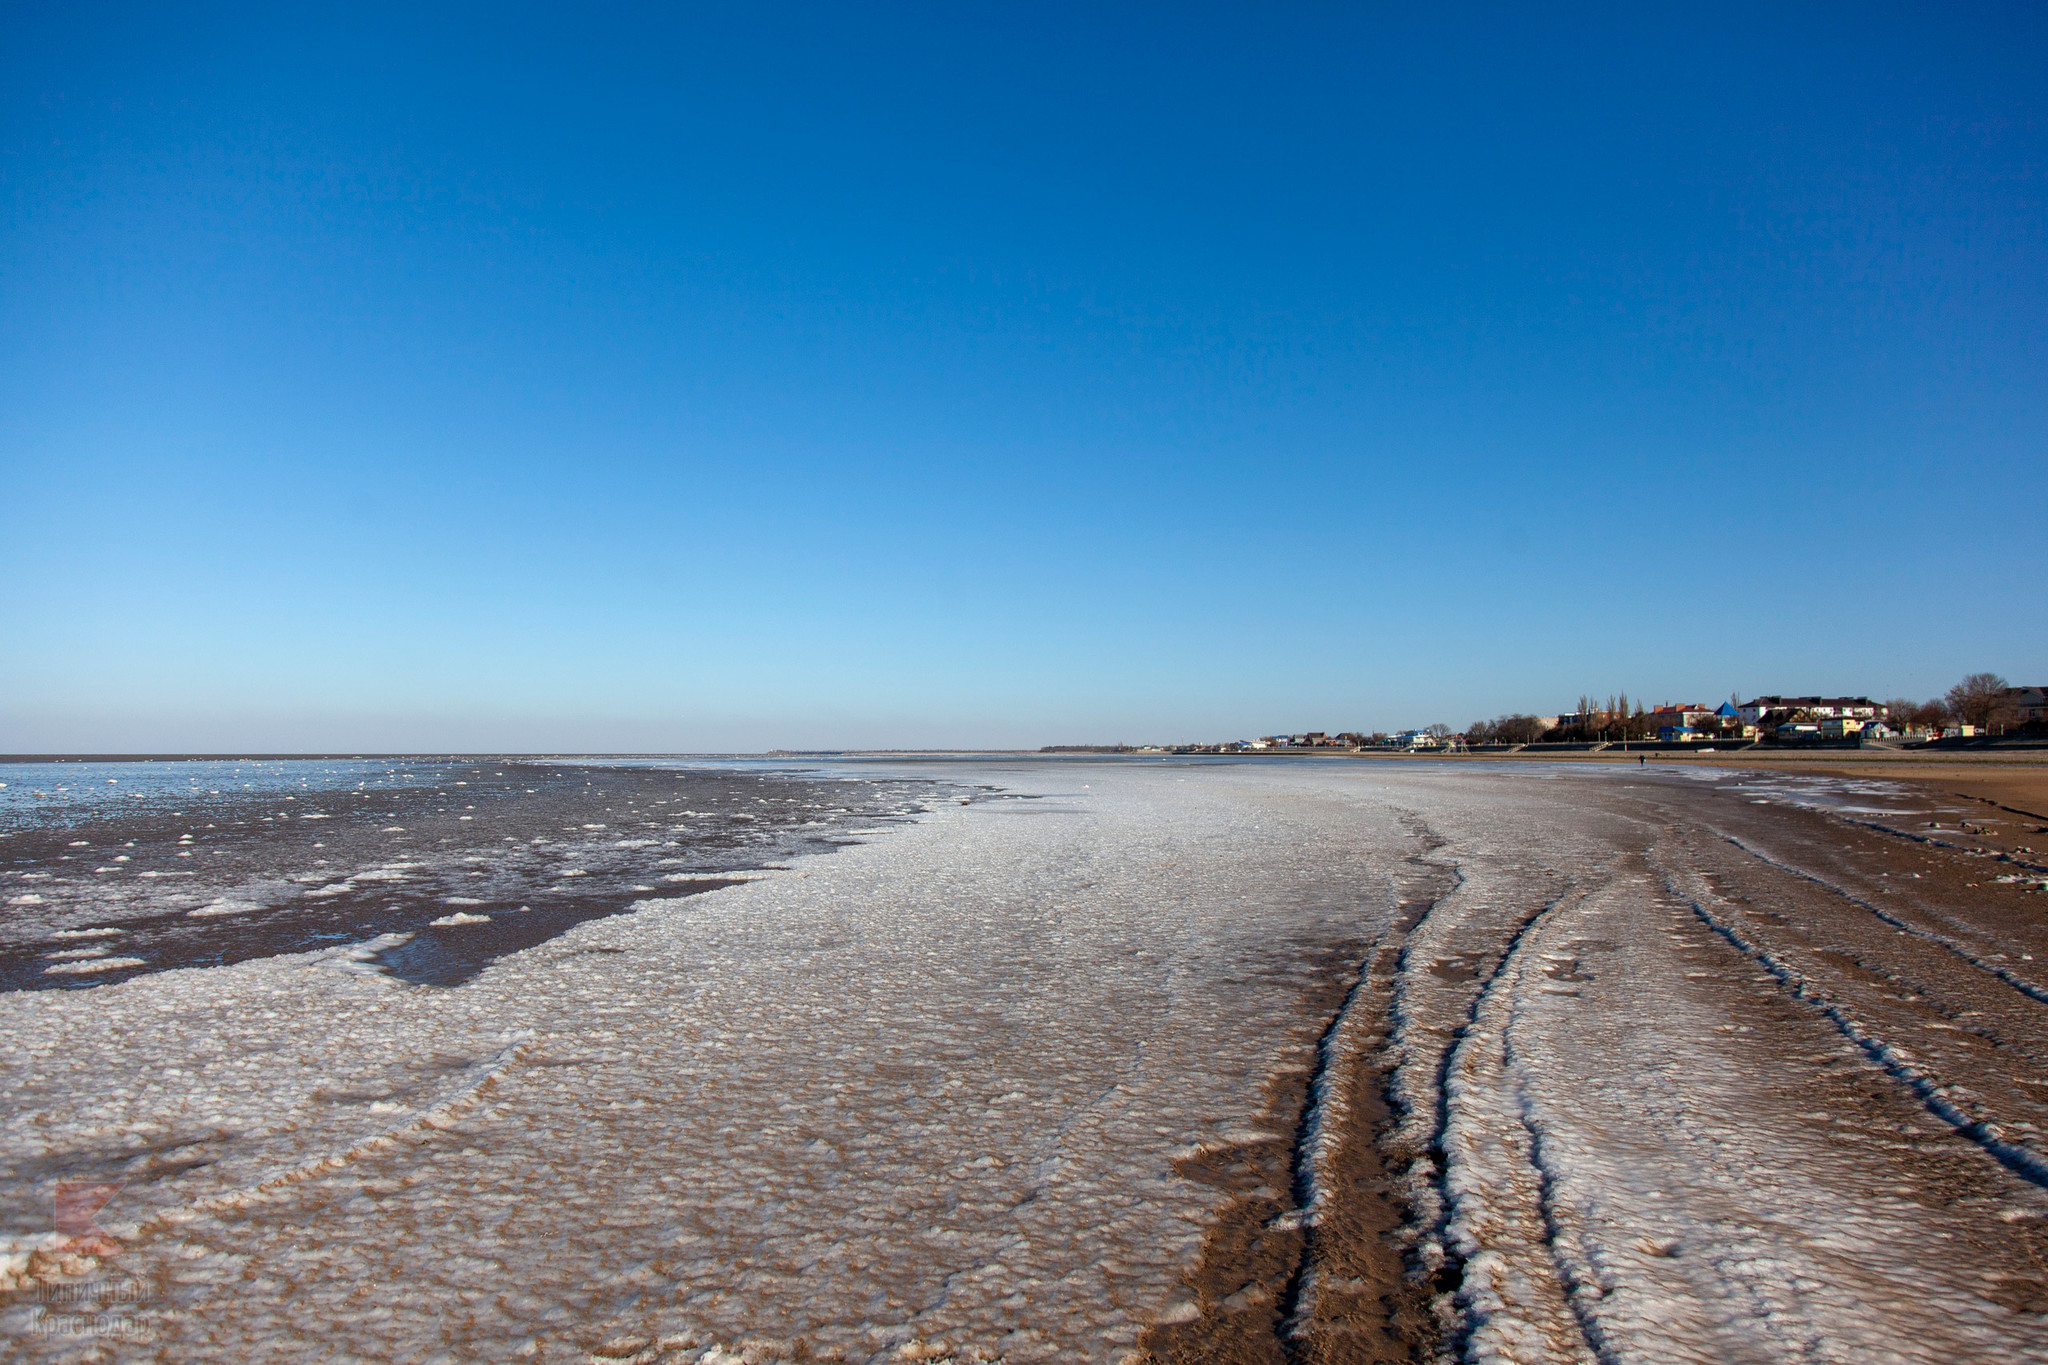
[1467,696,1667,745]
[1465,714,1553,745]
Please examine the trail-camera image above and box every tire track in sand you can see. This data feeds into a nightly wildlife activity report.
[1656,853,2048,1190]
[1135,818,1452,1364]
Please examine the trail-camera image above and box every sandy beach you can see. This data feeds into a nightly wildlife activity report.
[6,758,2048,1362]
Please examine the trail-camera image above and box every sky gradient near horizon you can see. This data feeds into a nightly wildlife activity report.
[4,3,2045,751]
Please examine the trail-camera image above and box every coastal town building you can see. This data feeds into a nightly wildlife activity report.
[2002,686,2048,724]
[1737,696,1884,725]
[1196,679,2025,758]
[1648,704,1718,741]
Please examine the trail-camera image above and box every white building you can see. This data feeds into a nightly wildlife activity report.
[1738,696,1883,726]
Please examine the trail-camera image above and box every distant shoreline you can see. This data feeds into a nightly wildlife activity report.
[0,751,1037,763]
[7,746,2045,767]
[8,745,2042,823]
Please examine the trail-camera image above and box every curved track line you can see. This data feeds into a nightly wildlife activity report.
[1711,828,2048,1008]
[1436,879,1606,1365]
[1658,859,2048,1190]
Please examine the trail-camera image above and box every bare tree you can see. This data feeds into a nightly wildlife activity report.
[1905,698,1949,730]
[1946,673,2010,729]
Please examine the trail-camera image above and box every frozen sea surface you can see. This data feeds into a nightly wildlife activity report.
[4,759,2047,1362]
[1,759,946,990]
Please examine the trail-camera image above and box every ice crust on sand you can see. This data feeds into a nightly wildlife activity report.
[2,764,1401,1359]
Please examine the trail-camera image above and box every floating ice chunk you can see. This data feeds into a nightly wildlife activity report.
[429,912,491,926]
[44,956,147,975]
[43,945,111,960]
[7,894,45,906]
[49,926,120,938]
[189,899,265,917]
[322,931,414,975]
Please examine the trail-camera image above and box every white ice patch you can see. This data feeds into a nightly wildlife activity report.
[189,898,265,917]
[428,912,491,927]
[43,956,147,975]
[321,931,414,976]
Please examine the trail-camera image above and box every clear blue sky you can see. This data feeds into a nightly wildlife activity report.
[4,3,2043,751]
